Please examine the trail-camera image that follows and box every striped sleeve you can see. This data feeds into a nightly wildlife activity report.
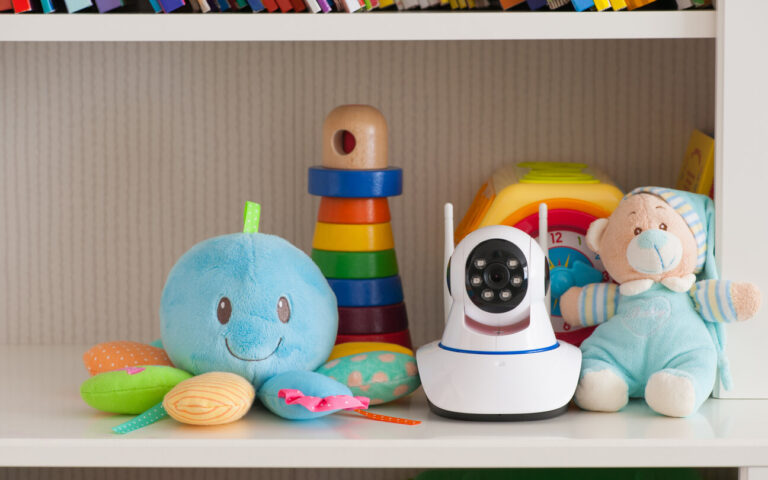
[578,283,620,327]
[689,280,739,323]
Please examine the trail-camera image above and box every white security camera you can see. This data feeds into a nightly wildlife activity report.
[417,203,581,420]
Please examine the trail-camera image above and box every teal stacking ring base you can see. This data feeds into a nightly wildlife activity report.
[308,166,403,198]
[328,276,404,307]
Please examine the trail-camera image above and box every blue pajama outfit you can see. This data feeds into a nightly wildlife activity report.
[577,280,739,410]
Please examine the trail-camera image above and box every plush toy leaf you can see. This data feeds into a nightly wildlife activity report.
[81,366,192,414]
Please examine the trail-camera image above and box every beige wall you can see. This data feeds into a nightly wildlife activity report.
[0,39,714,347]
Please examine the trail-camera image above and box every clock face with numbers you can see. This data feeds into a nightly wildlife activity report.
[513,209,610,336]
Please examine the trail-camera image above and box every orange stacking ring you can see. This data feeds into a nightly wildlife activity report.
[317,197,391,224]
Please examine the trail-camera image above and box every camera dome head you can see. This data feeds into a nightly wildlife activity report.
[465,238,528,314]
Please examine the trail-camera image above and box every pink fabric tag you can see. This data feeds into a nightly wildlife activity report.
[122,367,146,375]
[278,389,370,412]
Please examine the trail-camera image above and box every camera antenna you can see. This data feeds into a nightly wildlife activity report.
[539,202,550,315]
[444,203,455,323]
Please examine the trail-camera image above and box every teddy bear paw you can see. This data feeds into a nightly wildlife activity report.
[574,369,628,412]
[559,287,583,328]
[645,371,696,417]
[731,282,762,321]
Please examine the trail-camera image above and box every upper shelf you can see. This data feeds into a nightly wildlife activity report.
[0,10,715,42]
[2,344,768,468]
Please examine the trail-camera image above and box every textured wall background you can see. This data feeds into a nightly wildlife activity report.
[0,39,714,347]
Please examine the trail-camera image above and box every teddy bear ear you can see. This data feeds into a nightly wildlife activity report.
[586,218,609,253]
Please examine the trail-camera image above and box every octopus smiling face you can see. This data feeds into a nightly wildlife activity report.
[160,233,338,390]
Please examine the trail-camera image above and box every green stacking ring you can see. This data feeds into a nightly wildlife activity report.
[311,249,398,279]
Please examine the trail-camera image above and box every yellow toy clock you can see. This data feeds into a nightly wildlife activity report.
[455,162,624,346]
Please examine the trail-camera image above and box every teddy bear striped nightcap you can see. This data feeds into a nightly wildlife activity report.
[628,186,707,274]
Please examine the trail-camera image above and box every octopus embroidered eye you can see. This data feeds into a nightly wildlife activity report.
[634,227,643,236]
[659,223,667,231]
[217,297,232,325]
[277,296,291,323]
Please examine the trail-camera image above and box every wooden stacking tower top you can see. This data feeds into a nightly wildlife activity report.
[322,104,389,170]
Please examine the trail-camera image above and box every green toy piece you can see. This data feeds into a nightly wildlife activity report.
[80,365,192,415]
[243,201,261,234]
[311,249,398,279]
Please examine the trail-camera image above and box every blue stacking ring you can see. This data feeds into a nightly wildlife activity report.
[308,166,403,198]
[327,276,404,307]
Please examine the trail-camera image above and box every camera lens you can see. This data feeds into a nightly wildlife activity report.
[483,263,510,290]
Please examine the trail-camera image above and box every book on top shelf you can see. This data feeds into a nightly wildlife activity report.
[676,129,715,199]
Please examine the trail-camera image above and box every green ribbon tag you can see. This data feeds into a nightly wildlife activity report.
[243,201,261,234]
[112,402,168,435]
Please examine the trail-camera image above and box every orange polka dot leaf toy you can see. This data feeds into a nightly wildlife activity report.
[81,203,419,434]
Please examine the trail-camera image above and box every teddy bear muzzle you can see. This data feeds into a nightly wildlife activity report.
[626,229,683,275]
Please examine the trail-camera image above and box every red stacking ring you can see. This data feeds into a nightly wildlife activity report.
[335,329,412,349]
[318,197,391,224]
[337,303,409,335]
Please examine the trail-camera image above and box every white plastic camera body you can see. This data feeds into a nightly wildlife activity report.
[417,204,581,420]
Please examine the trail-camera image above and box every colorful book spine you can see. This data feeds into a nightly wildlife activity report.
[316,0,331,12]
[274,0,291,11]
[289,0,306,12]
[594,0,610,10]
[571,0,593,10]
[302,0,320,12]
[675,129,715,199]
[625,0,656,8]
[0,0,12,10]
[526,0,547,8]
[546,0,569,8]
[499,0,523,9]
[94,0,122,12]
[157,0,184,12]
[260,0,277,12]
[40,0,55,12]
[11,0,33,13]
[609,0,626,9]
[63,0,92,11]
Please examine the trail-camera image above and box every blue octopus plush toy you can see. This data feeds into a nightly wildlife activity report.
[99,203,389,434]
[159,229,357,421]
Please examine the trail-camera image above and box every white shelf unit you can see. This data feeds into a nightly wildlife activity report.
[2,346,768,470]
[0,11,715,41]
[2,2,768,479]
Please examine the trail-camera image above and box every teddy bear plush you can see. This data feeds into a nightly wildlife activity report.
[560,187,761,417]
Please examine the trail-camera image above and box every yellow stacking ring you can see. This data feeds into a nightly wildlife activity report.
[312,222,394,252]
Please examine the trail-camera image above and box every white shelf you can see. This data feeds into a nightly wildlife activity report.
[0,11,715,42]
[1,345,767,469]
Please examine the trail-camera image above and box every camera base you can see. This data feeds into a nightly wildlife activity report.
[427,399,569,421]
[416,340,581,419]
